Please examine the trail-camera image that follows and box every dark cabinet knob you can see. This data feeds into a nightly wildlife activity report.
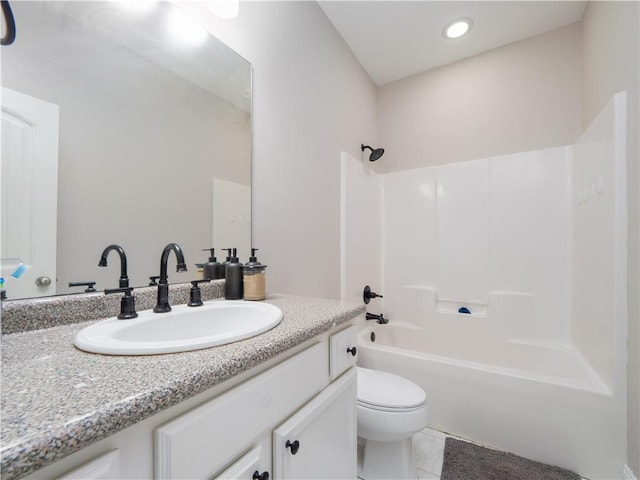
[285,439,300,455]
[347,346,357,356]
[253,471,269,480]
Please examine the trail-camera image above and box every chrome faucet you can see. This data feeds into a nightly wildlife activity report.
[98,244,129,288]
[154,243,188,313]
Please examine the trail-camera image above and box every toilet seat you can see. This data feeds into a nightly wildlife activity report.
[357,367,426,412]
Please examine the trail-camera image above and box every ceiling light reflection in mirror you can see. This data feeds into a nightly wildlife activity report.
[168,7,209,47]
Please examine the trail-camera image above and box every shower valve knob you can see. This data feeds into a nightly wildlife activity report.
[363,285,383,304]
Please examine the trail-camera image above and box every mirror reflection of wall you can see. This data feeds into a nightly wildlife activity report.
[0,1,252,300]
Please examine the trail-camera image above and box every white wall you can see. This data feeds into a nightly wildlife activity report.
[376,23,582,173]
[180,2,378,300]
[581,2,640,475]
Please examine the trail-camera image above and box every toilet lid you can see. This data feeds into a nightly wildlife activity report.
[357,367,426,409]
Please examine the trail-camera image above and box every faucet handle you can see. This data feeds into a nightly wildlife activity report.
[69,281,97,293]
[188,279,211,307]
[105,287,138,320]
[148,275,160,286]
[363,285,383,304]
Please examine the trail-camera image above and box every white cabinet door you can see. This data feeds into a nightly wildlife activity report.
[273,368,357,480]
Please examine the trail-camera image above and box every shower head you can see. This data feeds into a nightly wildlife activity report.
[361,144,385,162]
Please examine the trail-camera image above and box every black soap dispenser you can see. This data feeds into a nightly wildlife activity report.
[202,248,224,280]
[224,248,243,300]
[221,248,233,280]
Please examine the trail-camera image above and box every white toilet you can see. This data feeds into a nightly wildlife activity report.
[357,367,429,480]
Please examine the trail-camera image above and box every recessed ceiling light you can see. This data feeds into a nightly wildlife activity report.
[443,18,473,39]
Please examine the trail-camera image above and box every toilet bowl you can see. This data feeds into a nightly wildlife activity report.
[357,367,429,480]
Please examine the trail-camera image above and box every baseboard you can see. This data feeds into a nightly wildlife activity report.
[623,464,638,480]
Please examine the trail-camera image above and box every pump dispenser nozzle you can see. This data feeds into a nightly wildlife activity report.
[202,248,216,261]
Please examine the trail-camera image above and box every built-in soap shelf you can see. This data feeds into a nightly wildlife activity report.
[435,295,488,317]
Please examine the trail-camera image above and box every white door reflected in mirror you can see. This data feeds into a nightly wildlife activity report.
[1,88,58,299]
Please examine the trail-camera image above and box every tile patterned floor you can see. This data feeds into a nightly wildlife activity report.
[413,428,447,479]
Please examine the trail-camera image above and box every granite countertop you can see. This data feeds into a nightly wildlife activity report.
[0,294,365,480]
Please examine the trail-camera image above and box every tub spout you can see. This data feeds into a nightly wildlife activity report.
[366,312,388,324]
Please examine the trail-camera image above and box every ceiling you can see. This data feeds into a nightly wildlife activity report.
[318,1,587,86]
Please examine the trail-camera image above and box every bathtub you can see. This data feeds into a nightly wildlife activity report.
[357,323,625,480]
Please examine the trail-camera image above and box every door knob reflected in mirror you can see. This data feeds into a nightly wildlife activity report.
[35,276,52,287]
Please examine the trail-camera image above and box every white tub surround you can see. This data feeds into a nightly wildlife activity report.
[341,93,628,480]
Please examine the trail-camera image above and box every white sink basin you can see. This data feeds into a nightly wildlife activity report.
[74,301,283,355]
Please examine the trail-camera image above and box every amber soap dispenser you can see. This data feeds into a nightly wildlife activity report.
[243,248,267,301]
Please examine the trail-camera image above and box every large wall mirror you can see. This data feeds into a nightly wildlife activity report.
[1,1,252,300]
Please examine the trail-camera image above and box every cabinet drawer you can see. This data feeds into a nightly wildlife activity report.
[216,446,263,480]
[56,450,119,480]
[329,325,358,380]
[155,342,329,479]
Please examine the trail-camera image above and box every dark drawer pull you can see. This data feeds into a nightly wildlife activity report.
[285,439,300,455]
[253,471,269,480]
[347,346,357,356]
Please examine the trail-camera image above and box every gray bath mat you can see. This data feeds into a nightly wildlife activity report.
[441,438,581,480]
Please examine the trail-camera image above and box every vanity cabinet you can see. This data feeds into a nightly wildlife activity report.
[19,324,359,480]
[154,342,330,479]
[155,324,359,480]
